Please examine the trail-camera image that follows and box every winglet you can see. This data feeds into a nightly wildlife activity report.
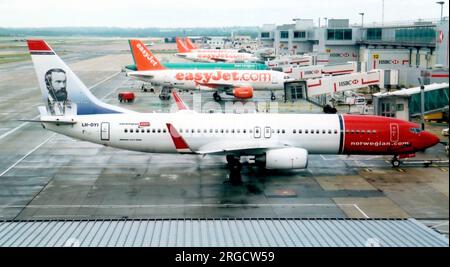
[184,37,198,50]
[172,91,189,111]
[176,37,191,53]
[166,123,193,154]
[129,39,165,71]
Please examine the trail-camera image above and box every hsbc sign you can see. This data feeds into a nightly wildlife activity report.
[379,59,400,65]
[339,79,359,87]
[330,52,350,58]
[305,70,319,75]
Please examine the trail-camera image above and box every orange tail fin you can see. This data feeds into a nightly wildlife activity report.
[176,37,191,53]
[129,40,165,71]
[184,37,198,50]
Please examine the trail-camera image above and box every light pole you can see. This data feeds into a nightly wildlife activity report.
[418,78,426,130]
[324,17,328,28]
[359,12,365,28]
[436,1,445,21]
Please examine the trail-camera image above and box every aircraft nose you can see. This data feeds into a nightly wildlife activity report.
[420,131,440,150]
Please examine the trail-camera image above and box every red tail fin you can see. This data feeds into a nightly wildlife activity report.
[184,37,197,50]
[129,39,165,71]
[176,37,191,53]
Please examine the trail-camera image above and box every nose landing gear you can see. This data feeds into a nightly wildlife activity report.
[391,156,401,168]
[213,91,222,102]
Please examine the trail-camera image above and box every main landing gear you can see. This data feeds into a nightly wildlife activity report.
[391,156,401,168]
[159,86,171,100]
[226,155,242,185]
[270,91,276,101]
[213,91,222,102]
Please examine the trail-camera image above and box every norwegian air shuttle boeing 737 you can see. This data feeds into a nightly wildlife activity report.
[127,39,290,101]
[26,40,440,183]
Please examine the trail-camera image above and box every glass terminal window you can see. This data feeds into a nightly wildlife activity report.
[280,31,289,39]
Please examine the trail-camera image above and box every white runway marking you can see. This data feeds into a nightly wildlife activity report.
[89,71,122,97]
[0,134,55,177]
[1,203,370,218]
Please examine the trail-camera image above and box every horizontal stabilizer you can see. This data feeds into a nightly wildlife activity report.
[18,117,77,125]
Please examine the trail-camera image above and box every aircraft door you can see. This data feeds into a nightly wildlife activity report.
[390,123,399,142]
[254,127,261,138]
[101,122,110,141]
[264,127,272,138]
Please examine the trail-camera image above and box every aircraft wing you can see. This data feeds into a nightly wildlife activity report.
[195,81,245,91]
[209,57,229,63]
[165,123,291,155]
[127,72,154,81]
[18,118,77,125]
[195,140,290,155]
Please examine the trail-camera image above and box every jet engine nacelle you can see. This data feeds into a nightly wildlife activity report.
[259,147,308,169]
[233,87,254,99]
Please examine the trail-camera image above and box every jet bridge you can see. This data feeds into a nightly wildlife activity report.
[373,83,449,121]
[283,62,357,80]
[306,70,384,97]
[283,69,385,104]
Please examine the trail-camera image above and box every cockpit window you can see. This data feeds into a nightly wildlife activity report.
[410,128,422,134]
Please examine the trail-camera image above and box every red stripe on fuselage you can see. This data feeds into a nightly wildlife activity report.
[431,74,449,78]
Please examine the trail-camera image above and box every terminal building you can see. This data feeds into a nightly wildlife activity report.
[259,18,449,87]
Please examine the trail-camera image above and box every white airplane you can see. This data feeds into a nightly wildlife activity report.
[175,37,260,63]
[183,37,238,53]
[26,40,440,184]
[127,39,290,101]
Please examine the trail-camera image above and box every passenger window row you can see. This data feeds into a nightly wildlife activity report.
[345,129,377,134]
[179,129,254,134]
[293,129,339,135]
[123,128,364,135]
[124,128,167,134]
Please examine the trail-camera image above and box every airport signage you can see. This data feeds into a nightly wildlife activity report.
[338,79,359,87]
[329,52,357,58]
[379,59,400,65]
[330,53,349,57]
[175,71,272,83]
[304,69,321,75]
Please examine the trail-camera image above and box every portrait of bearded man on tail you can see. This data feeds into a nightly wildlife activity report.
[45,68,72,115]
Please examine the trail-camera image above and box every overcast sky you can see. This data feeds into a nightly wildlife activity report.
[0,0,448,28]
